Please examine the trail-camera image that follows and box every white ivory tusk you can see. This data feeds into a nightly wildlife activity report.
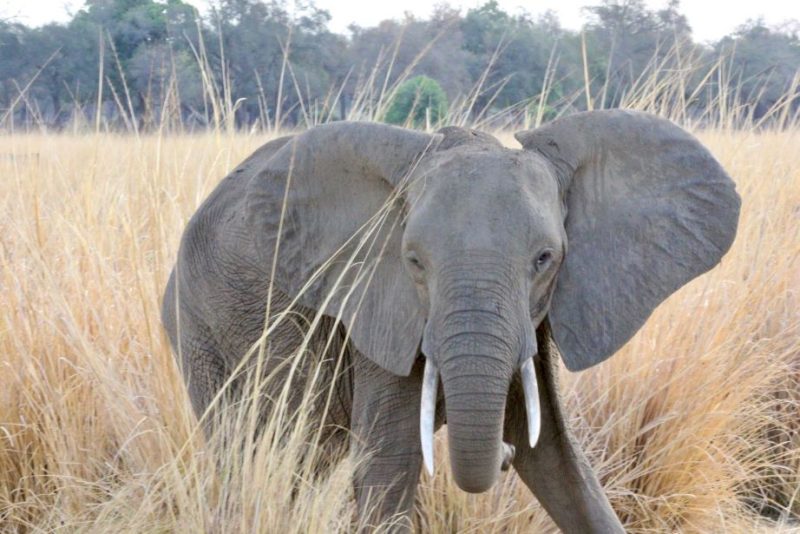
[420,358,438,476]
[501,442,516,471]
[520,357,541,448]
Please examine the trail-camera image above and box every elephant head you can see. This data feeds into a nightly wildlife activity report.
[245,111,740,493]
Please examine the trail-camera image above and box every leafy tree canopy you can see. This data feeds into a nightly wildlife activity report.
[1,0,798,130]
[384,75,448,126]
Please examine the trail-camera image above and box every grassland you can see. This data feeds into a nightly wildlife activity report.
[0,125,798,532]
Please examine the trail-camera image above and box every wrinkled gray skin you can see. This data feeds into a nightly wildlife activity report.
[162,111,740,532]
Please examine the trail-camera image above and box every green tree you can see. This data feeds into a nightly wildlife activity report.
[384,75,447,126]
[582,0,694,107]
[0,21,29,109]
[346,10,471,118]
[2,0,799,129]
[459,2,577,113]
[716,19,800,119]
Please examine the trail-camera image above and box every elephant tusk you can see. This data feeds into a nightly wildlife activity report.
[501,442,515,471]
[420,357,438,476]
[521,356,541,448]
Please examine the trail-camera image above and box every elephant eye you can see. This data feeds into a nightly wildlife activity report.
[406,251,425,272]
[535,250,553,272]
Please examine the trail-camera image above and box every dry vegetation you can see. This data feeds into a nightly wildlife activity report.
[2,6,800,527]
[0,120,797,533]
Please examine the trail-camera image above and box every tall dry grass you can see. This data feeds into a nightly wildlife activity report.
[2,15,799,531]
[0,123,798,532]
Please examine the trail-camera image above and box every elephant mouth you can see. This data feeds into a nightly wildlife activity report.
[418,355,541,477]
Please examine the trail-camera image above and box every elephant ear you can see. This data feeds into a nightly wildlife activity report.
[245,122,441,376]
[515,110,740,371]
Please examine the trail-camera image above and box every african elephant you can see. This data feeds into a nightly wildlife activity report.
[161,110,740,532]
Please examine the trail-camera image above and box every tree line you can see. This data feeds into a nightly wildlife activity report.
[1,0,799,131]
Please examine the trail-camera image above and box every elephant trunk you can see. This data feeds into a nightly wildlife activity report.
[440,343,512,493]
[423,271,533,493]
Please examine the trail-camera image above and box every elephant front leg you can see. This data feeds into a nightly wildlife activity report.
[504,330,624,533]
[350,353,424,532]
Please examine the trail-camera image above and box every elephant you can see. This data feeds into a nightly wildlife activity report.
[161,110,740,532]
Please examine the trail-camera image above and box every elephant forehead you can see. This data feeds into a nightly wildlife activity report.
[409,148,559,215]
[405,149,562,246]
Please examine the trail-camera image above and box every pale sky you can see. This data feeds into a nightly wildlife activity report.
[2,0,799,43]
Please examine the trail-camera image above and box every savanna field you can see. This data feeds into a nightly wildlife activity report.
[0,125,798,532]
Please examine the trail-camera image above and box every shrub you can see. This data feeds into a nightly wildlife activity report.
[384,75,448,127]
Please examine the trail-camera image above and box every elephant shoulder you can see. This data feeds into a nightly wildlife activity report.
[180,135,295,268]
[171,136,294,316]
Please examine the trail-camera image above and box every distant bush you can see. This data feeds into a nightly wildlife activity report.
[384,76,448,127]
